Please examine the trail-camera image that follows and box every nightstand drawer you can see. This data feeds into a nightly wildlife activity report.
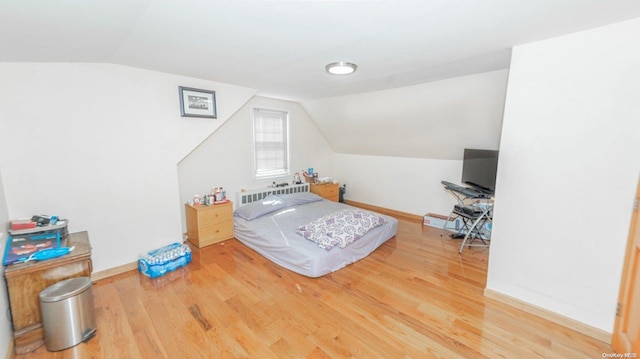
[196,221,234,247]
[198,205,233,226]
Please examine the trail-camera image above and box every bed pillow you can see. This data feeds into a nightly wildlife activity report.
[297,209,386,250]
[279,192,324,206]
[234,195,286,221]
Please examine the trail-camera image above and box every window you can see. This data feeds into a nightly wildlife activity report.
[252,108,289,179]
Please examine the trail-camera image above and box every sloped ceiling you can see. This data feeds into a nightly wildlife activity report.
[302,69,509,160]
[2,1,639,161]
[1,1,639,101]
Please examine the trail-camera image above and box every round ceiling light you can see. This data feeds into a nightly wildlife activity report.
[325,62,357,75]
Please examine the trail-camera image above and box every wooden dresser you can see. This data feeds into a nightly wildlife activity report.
[4,231,92,354]
[185,201,234,248]
[310,182,340,202]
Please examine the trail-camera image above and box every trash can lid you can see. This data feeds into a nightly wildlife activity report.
[39,277,92,302]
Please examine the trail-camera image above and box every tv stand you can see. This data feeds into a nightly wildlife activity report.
[440,181,490,200]
[452,204,492,253]
[440,181,493,253]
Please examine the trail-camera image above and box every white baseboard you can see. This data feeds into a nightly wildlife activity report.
[91,261,138,282]
[5,339,14,359]
[484,288,611,344]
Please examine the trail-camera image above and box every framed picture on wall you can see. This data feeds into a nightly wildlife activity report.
[178,86,217,118]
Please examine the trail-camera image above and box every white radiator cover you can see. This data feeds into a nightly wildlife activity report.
[236,183,310,206]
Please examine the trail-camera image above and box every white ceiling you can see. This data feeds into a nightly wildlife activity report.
[1,0,640,101]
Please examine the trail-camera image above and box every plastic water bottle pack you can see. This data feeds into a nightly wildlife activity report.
[138,243,192,278]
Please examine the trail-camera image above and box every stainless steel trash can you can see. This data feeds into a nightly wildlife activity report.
[39,277,96,351]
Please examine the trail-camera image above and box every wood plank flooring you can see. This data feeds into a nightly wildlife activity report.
[15,218,612,358]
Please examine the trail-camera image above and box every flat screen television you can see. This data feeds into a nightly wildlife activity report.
[461,148,499,194]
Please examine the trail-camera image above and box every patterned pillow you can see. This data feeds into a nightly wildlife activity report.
[297,209,386,250]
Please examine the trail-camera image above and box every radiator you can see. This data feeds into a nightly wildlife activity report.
[236,183,310,206]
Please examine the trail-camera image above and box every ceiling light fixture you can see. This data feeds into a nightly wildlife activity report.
[325,62,357,75]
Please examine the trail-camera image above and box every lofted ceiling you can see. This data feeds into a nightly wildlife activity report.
[1,1,640,102]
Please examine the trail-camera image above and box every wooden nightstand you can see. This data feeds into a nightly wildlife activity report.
[185,201,234,248]
[310,182,340,202]
[4,231,92,354]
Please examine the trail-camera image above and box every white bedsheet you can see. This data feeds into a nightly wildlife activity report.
[233,200,398,278]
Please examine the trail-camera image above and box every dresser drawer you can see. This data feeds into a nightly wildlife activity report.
[196,221,234,247]
[310,183,339,202]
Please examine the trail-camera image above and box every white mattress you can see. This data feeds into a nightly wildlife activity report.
[233,200,398,278]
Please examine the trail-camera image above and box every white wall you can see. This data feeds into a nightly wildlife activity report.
[335,154,463,216]
[178,96,334,224]
[0,63,256,273]
[0,172,12,355]
[487,18,640,333]
[308,70,508,217]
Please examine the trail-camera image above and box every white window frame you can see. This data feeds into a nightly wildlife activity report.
[252,107,290,180]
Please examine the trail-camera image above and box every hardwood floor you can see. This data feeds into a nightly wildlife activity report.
[16,218,612,358]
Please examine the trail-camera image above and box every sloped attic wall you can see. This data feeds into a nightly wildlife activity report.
[0,63,256,273]
[302,70,508,216]
[177,96,335,230]
[302,70,508,160]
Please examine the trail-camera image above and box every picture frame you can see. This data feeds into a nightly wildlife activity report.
[178,86,217,118]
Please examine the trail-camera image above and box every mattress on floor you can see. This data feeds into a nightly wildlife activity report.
[233,196,397,278]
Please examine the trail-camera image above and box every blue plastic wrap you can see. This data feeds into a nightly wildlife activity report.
[3,232,62,265]
[138,243,192,278]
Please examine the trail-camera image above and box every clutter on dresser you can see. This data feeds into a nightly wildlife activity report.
[302,168,321,183]
[189,185,229,206]
[4,216,70,265]
[10,215,60,231]
[303,173,335,185]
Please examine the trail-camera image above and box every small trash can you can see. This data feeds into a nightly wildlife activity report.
[39,277,96,351]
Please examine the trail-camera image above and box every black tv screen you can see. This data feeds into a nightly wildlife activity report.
[461,149,499,194]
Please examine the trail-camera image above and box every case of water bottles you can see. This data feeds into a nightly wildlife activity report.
[138,242,192,278]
